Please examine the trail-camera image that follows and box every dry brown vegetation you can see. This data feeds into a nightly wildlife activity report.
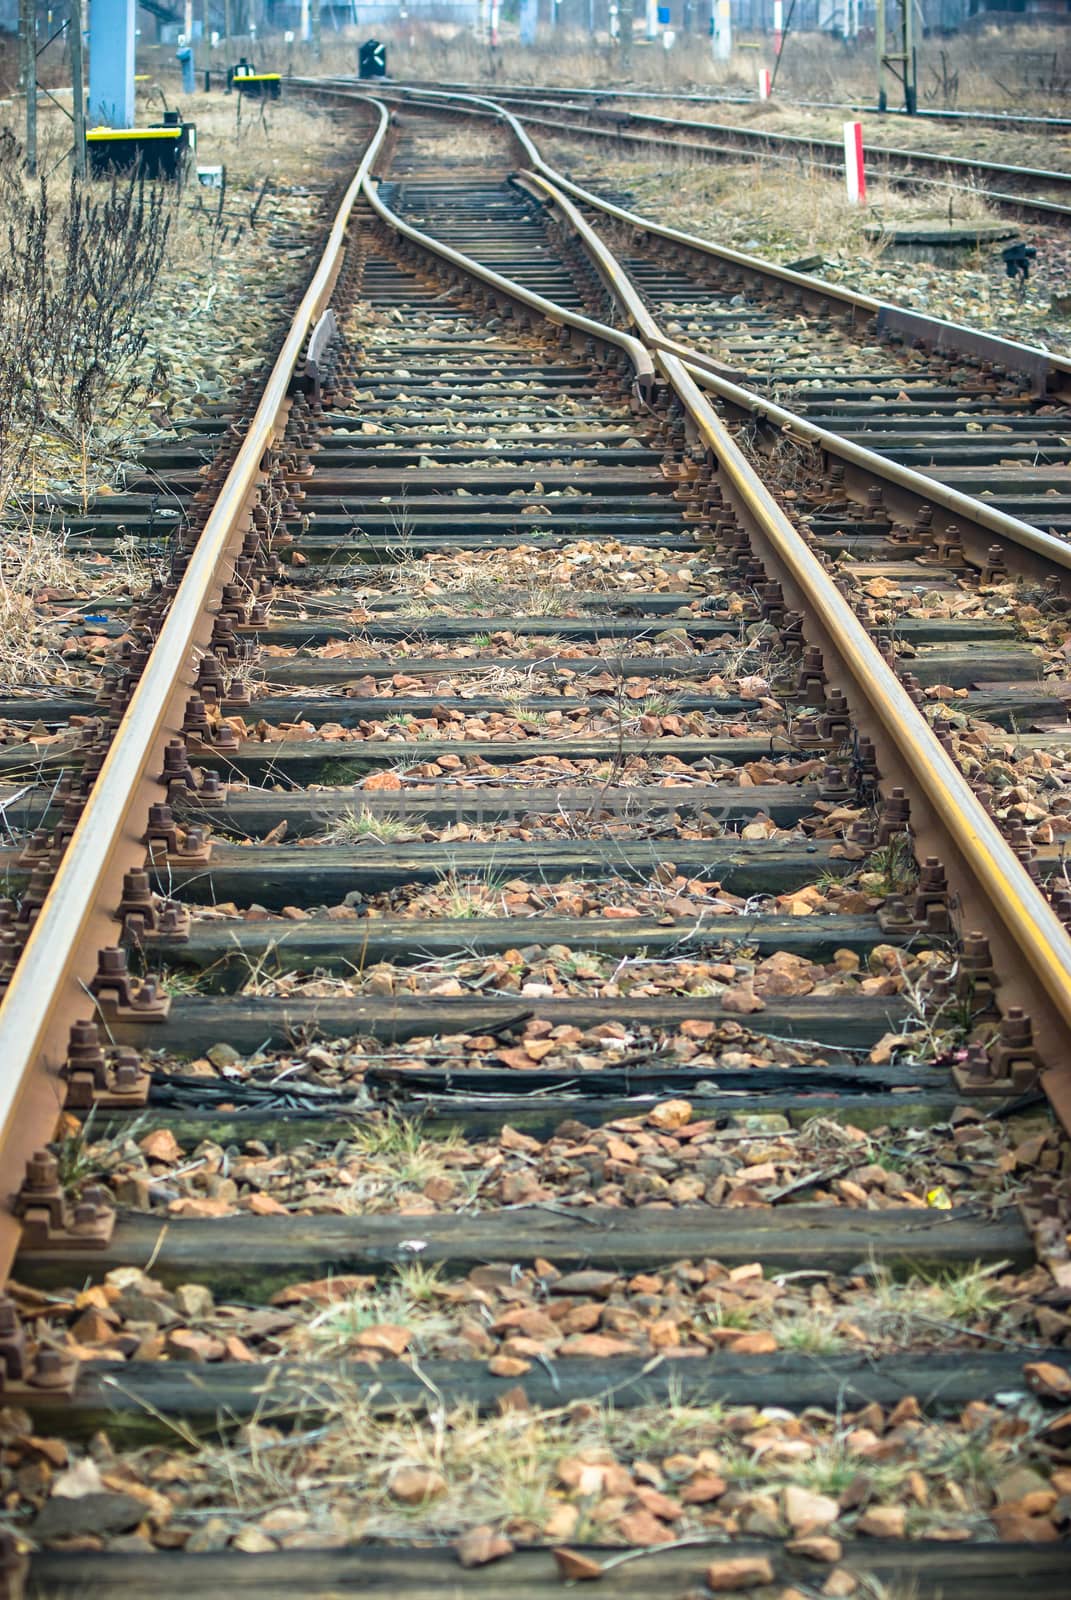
[0,89,359,685]
[291,20,1071,117]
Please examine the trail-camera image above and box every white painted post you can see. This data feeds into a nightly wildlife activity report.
[773,0,783,53]
[646,0,658,38]
[300,0,310,41]
[757,66,771,98]
[712,0,730,60]
[843,119,866,204]
[88,0,136,127]
[490,0,500,42]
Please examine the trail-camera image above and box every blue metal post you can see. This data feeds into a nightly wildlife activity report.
[88,0,136,128]
[177,47,195,94]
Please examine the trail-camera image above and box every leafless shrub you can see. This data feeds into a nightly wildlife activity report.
[0,128,173,508]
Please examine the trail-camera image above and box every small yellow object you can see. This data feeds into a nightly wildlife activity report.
[926,1186,952,1210]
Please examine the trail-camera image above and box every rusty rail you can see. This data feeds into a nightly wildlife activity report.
[0,103,391,1287]
[502,158,1071,1084]
[394,83,1071,227]
[328,83,1071,390]
[362,95,1071,1117]
[5,77,1071,1307]
[315,82,1071,592]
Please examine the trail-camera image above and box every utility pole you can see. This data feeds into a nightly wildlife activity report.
[619,0,633,72]
[876,0,917,115]
[88,0,136,127]
[19,0,37,174]
[223,0,232,41]
[312,0,322,61]
[70,0,86,177]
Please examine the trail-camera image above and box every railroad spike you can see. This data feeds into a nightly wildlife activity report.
[980,544,1009,586]
[63,1021,149,1110]
[117,869,191,944]
[89,947,170,1022]
[933,523,965,565]
[876,788,912,845]
[955,1006,1042,1096]
[819,688,852,743]
[956,932,999,1014]
[912,857,951,933]
[14,1149,115,1254]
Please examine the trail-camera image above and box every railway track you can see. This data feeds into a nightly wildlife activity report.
[385,80,1071,225]
[0,91,1070,1594]
[323,84,1071,542]
[420,78,1071,136]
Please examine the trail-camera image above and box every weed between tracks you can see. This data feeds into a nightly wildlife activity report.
[50,1372,1058,1552]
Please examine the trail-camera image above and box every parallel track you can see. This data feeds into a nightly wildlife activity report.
[390,81,1071,225]
[0,89,1069,1595]
[419,77,1071,135]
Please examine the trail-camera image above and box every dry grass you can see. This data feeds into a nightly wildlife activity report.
[289,21,1071,117]
[0,88,359,663]
[409,126,509,165]
[132,82,365,190]
[386,547,588,620]
[0,518,85,689]
[320,806,415,845]
[91,1376,1050,1549]
[556,143,995,265]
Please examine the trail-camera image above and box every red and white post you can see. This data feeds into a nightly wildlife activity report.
[843,120,866,205]
[773,0,783,54]
[757,67,772,100]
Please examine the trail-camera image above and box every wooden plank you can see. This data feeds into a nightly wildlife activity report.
[29,1348,1069,1444]
[16,1207,1034,1299]
[179,781,820,835]
[0,783,827,836]
[28,1539,1071,1598]
[1,673,1050,735]
[0,690,756,729]
[150,838,850,909]
[111,991,909,1053]
[178,734,795,783]
[97,1090,965,1149]
[246,616,745,644]
[363,1060,947,1097]
[158,912,905,980]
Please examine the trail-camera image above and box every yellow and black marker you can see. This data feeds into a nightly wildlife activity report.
[86,113,196,179]
[227,60,282,99]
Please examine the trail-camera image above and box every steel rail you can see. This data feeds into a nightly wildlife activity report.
[516,170,1071,586]
[493,156,1071,1097]
[0,104,391,1285]
[329,82,1071,391]
[657,345,1071,1090]
[405,84,1071,225]
[406,78,1071,135]
[359,178,655,392]
[325,83,1071,589]
[520,161,1071,391]
[464,89,1071,194]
